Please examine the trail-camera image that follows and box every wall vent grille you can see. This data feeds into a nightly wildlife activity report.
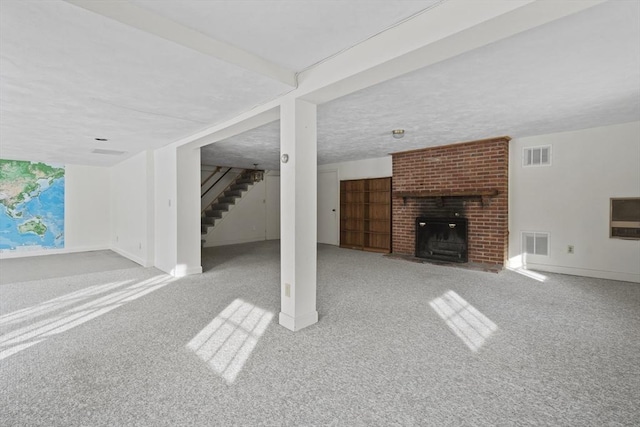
[522,232,549,256]
[523,146,551,166]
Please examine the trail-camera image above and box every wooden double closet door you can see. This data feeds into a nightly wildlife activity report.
[340,177,392,253]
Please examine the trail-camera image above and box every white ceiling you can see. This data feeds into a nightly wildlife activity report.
[1,1,639,169]
[0,0,290,166]
[0,0,439,166]
[202,0,640,170]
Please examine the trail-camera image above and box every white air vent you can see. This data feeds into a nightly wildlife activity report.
[523,146,551,166]
[522,232,549,256]
[92,149,126,156]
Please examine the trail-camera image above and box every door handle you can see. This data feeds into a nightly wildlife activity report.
[332,209,336,212]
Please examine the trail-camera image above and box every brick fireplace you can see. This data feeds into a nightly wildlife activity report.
[391,137,510,267]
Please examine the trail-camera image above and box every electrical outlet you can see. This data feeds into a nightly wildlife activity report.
[139,242,142,249]
[285,283,290,298]
[567,245,574,254]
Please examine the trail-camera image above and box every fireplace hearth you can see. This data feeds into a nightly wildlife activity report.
[416,217,468,263]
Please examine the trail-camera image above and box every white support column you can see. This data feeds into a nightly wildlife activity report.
[279,98,318,332]
[175,146,203,277]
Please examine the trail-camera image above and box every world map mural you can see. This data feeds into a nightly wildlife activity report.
[0,159,65,252]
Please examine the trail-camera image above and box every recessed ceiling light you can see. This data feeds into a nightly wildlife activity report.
[94,138,108,142]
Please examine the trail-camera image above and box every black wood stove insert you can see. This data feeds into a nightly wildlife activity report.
[415,217,468,263]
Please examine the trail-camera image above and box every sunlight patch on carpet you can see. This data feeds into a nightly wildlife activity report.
[0,274,176,360]
[187,299,273,384]
[509,267,548,282]
[430,290,497,352]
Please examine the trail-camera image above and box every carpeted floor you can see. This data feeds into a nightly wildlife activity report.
[1,241,639,426]
[0,249,139,285]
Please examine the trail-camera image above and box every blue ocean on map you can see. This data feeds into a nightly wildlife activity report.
[0,177,65,251]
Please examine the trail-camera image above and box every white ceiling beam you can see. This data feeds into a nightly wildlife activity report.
[171,0,607,150]
[63,0,296,87]
[178,106,281,151]
[299,0,607,103]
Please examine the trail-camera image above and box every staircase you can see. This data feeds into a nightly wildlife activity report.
[201,171,256,242]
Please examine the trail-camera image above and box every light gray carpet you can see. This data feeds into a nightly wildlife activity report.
[1,241,639,426]
[0,250,140,285]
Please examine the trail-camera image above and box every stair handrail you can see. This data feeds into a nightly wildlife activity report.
[201,167,233,200]
[201,166,221,187]
[201,169,248,214]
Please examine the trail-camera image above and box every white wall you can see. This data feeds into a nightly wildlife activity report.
[203,173,280,247]
[65,164,111,253]
[265,173,281,240]
[317,170,339,245]
[1,164,111,259]
[509,121,640,283]
[319,156,392,181]
[110,151,154,267]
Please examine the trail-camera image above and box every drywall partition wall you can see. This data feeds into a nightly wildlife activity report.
[153,145,201,276]
[0,164,111,259]
[110,151,154,266]
[154,145,177,274]
[317,170,339,245]
[509,121,640,282]
[265,172,280,240]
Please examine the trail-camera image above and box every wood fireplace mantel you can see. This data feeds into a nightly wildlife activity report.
[393,189,499,206]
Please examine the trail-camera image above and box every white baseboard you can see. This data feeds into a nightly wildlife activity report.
[203,235,266,248]
[0,245,109,259]
[171,264,203,277]
[110,246,153,267]
[525,263,640,283]
[279,310,318,332]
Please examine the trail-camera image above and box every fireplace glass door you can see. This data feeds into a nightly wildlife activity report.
[415,217,468,263]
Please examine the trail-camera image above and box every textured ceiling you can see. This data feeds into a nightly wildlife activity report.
[2,1,639,169]
[0,0,439,166]
[201,0,640,170]
[201,121,280,169]
[131,0,441,71]
[0,0,290,166]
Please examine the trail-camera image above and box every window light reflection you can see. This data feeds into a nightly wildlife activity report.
[430,290,498,352]
[187,299,273,384]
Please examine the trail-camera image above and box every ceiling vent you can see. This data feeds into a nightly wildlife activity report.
[91,149,126,156]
